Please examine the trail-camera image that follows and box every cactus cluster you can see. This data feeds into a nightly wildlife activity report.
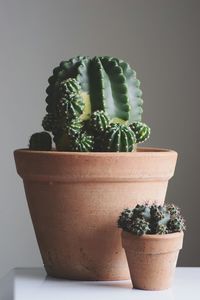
[118,203,186,235]
[29,56,151,152]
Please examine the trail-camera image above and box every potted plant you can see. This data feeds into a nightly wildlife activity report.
[118,203,186,290]
[14,56,178,280]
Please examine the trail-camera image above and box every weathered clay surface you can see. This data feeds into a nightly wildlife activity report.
[14,148,177,280]
[122,231,183,290]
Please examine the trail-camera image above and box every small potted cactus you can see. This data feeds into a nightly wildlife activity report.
[118,203,186,290]
[14,56,178,280]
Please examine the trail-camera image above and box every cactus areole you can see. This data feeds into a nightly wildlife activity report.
[29,56,151,152]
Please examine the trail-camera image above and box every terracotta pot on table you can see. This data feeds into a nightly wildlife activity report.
[122,230,184,290]
[14,147,177,280]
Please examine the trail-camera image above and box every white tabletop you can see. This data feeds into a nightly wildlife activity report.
[0,267,199,300]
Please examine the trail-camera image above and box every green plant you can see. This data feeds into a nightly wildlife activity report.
[29,56,151,152]
[118,203,186,235]
[89,110,110,134]
[29,132,52,151]
[103,123,136,152]
[46,56,143,123]
[129,121,151,143]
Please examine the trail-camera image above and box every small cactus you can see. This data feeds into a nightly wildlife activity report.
[71,132,94,152]
[59,77,81,96]
[89,110,110,134]
[132,204,151,220]
[53,130,71,151]
[150,205,166,221]
[104,123,136,152]
[42,113,60,133]
[30,56,151,152]
[29,132,52,151]
[53,118,83,151]
[57,79,84,118]
[118,203,186,236]
[132,218,150,236]
[63,118,83,137]
[129,121,150,143]
[156,224,168,235]
[168,216,186,233]
[166,203,181,216]
[117,208,133,232]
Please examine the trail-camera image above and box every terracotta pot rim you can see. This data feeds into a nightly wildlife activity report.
[121,231,184,254]
[14,147,177,157]
[122,230,184,240]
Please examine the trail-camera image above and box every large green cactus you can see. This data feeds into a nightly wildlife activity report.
[45,56,143,124]
[30,56,151,152]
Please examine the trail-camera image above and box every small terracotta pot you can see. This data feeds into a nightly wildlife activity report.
[14,147,177,280]
[122,231,184,290]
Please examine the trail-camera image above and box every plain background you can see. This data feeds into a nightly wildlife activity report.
[0,0,199,279]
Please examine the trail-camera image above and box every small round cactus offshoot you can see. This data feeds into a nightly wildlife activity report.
[29,132,52,151]
[129,121,150,144]
[71,132,94,152]
[57,79,84,118]
[104,123,137,152]
[89,110,110,134]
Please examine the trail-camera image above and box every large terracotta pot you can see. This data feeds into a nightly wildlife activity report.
[14,147,177,280]
[122,231,184,290]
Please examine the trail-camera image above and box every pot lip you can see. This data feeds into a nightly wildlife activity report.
[122,230,184,240]
[14,147,177,157]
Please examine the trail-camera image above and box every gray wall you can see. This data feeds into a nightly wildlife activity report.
[0,0,199,278]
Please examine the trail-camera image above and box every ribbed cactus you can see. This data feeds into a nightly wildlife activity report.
[43,78,84,131]
[46,56,143,124]
[103,123,136,152]
[129,121,151,143]
[52,118,83,151]
[64,118,83,137]
[71,132,94,152]
[117,208,133,232]
[29,132,52,151]
[89,110,110,134]
[30,56,151,152]
[118,203,186,235]
[56,78,84,118]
